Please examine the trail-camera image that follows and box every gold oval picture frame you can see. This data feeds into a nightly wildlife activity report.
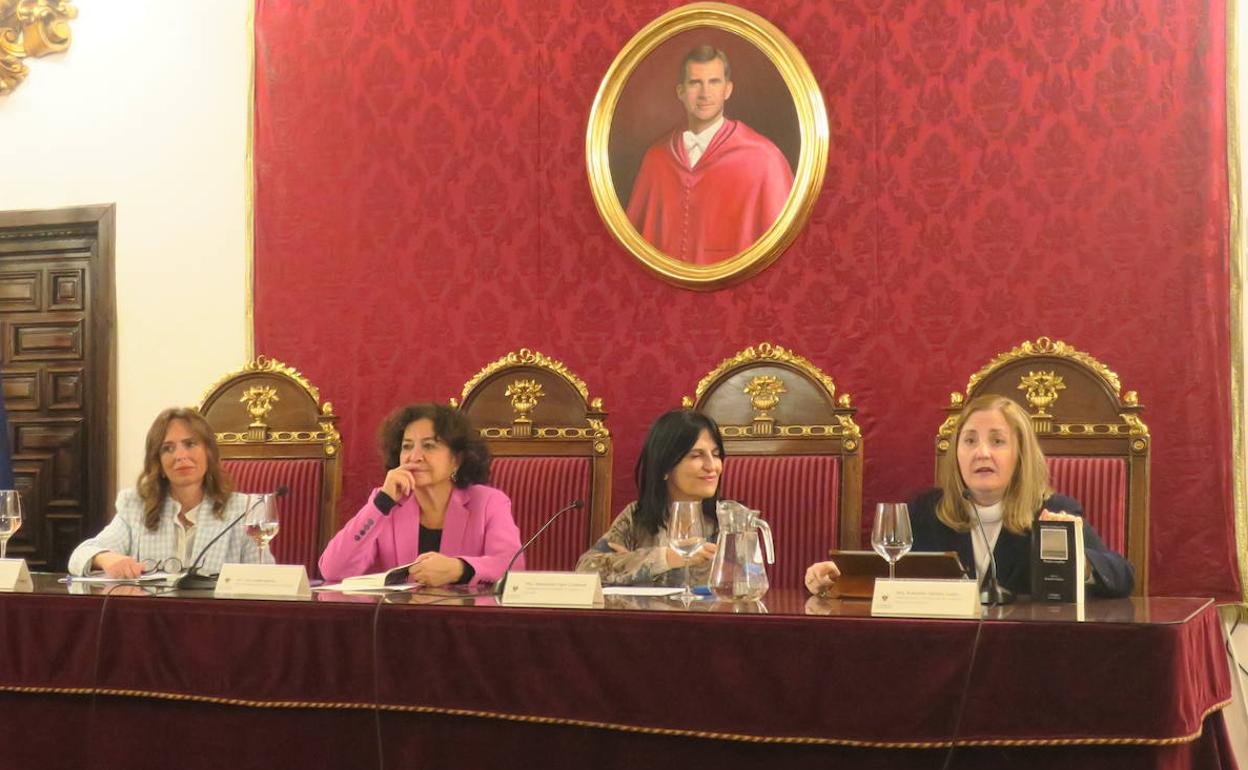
[587,2,828,291]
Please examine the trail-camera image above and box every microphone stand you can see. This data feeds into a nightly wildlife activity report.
[962,489,1014,606]
[176,488,287,590]
[494,499,584,597]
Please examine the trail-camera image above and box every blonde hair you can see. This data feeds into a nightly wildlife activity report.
[136,408,234,531]
[936,395,1052,534]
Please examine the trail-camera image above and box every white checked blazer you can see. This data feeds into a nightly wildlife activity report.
[68,488,273,576]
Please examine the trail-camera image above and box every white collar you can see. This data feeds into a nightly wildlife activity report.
[682,116,724,150]
[974,500,1004,524]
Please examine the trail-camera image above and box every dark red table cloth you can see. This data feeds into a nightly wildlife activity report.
[0,579,1236,769]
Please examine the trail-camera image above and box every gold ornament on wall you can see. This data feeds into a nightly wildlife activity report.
[0,0,77,96]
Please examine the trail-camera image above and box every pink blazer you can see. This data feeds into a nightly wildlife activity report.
[318,484,523,585]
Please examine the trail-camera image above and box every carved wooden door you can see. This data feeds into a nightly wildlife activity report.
[0,205,115,569]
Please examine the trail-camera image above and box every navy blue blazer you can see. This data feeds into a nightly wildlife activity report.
[908,489,1135,598]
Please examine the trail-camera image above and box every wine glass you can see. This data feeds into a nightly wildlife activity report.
[871,502,912,579]
[0,490,21,560]
[243,494,280,561]
[668,500,705,603]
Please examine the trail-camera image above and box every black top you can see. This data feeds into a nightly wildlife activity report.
[908,488,1135,598]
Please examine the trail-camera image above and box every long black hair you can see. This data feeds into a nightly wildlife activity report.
[632,409,725,536]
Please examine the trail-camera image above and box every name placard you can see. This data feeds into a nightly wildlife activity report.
[500,572,603,608]
[871,578,979,618]
[215,564,311,599]
[0,559,32,592]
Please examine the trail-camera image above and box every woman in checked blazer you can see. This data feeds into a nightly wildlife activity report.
[68,407,271,577]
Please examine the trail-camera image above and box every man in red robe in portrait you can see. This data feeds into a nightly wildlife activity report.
[626,45,794,265]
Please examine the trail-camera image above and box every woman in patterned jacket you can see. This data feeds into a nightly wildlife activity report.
[576,409,725,586]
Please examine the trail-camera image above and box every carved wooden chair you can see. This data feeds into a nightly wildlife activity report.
[682,342,863,591]
[199,356,342,577]
[455,348,612,572]
[937,336,1150,594]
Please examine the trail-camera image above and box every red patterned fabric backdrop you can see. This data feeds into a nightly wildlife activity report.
[254,0,1239,599]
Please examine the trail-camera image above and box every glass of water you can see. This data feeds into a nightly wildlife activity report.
[0,490,21,560]
[871,502,913,579]
[243,494,280,560]
[668,500,705,602]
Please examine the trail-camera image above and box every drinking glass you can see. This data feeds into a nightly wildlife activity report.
[871,502,912,579]
[0,490,21,560]
[668,500,705,603]
[243,494,280,560]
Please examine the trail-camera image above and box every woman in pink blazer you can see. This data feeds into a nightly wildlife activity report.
[319,403,522,585]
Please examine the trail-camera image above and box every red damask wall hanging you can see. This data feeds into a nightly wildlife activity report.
[255,0,1239,600]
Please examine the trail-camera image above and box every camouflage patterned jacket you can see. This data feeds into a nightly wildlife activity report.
[575,501,718,587]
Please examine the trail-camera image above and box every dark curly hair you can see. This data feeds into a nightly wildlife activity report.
[377,403,490,488]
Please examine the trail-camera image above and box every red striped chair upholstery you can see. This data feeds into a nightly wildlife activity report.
[199,357,342,578]
[456,349,611,571]
[718,455,841,592]
[1047,457,1127,554]
[937,336,1149,594]
[222,459,324,575]
[491,457,592,571]
[683,343,863,591]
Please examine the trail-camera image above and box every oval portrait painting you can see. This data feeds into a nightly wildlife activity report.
[587,2,828,290]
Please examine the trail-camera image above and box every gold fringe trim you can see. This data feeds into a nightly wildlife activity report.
[0,685,1230,749]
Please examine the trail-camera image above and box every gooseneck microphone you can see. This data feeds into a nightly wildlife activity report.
[493,499,584,597]
[962,489,1014,606]
[176,486,288,590]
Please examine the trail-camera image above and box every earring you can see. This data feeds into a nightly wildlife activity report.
[451,469,459,482]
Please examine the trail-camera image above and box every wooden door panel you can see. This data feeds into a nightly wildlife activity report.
[0,206,115,570]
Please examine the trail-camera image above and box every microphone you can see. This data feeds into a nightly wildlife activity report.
[176,486,288,590]
[493,498,584,597]
[962,489,1014,606]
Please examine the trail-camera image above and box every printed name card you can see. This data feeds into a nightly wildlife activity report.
[215,564,311,599]
[0,559,32,592]
[871,578,979,618]
[500,572,604,608]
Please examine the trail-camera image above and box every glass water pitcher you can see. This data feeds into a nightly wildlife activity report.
[707,500,775,601]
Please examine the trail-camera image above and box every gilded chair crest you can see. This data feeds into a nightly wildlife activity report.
[682,342,861,451]
[456,348,612,570]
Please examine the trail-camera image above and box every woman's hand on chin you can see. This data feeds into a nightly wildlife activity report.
[382,464,418,500]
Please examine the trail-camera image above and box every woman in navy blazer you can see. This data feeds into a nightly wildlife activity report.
[319,403,522,585]
[805,395,1134,598]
